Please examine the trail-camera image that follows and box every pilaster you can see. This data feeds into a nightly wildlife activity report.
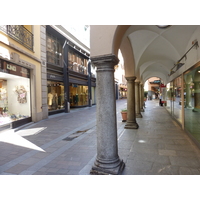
[40,25,48,119]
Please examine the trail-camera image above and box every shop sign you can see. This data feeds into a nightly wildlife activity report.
[0,60,30,78]
[47,73,63,81]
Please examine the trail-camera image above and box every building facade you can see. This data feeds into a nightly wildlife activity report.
[0,25,45,129]
[46,25,96,116]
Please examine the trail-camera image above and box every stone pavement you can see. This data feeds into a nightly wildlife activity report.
[0,99,200,175]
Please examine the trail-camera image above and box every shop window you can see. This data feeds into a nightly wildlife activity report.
[184,66,200,142]
[46,33,62,66]
[0,60,31,127]
[0,77,30,126]
[173,76,182,123]
[47,81,65,111]
[69,84,88,106]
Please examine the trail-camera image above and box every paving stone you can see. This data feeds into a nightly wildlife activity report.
[147,163,180,175]
[158,149,177,156]
[125,159,153,172]
[5,164,29,174]
[20,157,41,165]
[169,156,200,168]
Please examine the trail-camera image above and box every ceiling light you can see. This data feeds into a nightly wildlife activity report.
[157,25,170,29]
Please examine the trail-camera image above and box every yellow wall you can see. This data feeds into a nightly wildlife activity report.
[24,25,32,32]
[0,25,43,119]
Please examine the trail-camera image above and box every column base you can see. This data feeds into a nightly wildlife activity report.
[136,113,143,118]
[125,121,139,129]
[90,159,125,175]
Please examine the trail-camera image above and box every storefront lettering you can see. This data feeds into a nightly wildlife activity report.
[7,64,16,72]
[50,75,56,79]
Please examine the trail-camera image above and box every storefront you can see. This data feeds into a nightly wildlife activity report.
[0,59,31,128]
[165,76,183,125]
[165,62,200,146]
[68,47,90,108]
[46,25,95,112]
[69,84,88,106]
[47,73,65,114]
[119,84,127,98]
[184,65,200,145]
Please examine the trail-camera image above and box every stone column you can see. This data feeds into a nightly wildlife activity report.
[125,77,139,129]
[135,81,143,118]
[90,54,125,175]
[140,83,145,112]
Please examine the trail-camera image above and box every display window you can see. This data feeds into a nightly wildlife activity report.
[47,81,65,111]
[173,76,182,123]
[46,33,62,66]
[0,60,31,127]
[69,84,88,106]
[166,82,172,114]
[184,66,200,142]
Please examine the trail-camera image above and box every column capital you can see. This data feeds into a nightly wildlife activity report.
[91,54,119,67]
[135,81,140,85]
[125,76,137,82]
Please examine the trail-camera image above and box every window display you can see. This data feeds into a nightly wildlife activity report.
[69,84,88,106]
[173,76,182,123]
[184,66,200,142]
[0,60,31,127]
[47,81,65,111]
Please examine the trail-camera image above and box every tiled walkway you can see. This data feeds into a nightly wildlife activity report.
[120,100,200,175]
[0,99,200,175]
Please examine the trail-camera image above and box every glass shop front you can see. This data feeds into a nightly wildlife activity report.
[69,84,88,107]
[0,59,31,127]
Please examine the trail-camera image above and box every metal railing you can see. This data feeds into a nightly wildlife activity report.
[0,25,33,51]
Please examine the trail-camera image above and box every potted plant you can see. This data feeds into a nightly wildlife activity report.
[121,108,127,122]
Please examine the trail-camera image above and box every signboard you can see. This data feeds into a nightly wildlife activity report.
[0,60,30,78]
[47,73,63,81]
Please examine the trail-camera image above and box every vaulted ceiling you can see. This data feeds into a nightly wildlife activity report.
[125,25,199,84]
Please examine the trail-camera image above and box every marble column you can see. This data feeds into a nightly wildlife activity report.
[140,83,145,112]
[135,81,143,118]
[90,54,125,175]
[125,77,139,129]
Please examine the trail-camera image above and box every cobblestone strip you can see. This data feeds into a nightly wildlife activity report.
[19,128,96,175]
[0,120,96,174]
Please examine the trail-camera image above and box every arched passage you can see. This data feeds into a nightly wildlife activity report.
[90,25,200,175]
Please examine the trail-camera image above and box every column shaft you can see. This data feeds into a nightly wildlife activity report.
[140,84,145,112]
[125,77,139,129]
[90,54,125,175]
[135,81,142,118]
